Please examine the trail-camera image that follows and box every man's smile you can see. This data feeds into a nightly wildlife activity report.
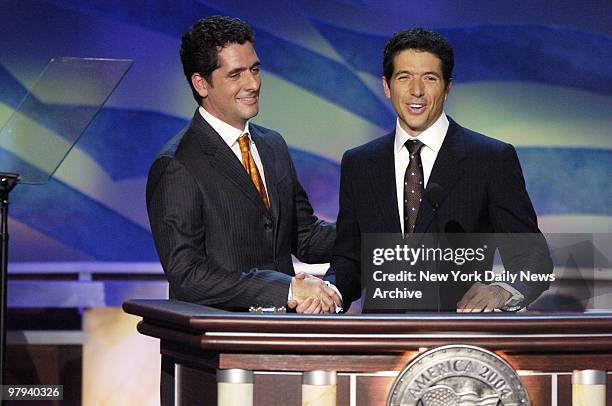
[407,102,427,114]
[237,95,258,105]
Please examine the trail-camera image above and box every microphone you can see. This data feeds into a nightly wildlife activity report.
[425,183,444,233]
[425,182,444,210]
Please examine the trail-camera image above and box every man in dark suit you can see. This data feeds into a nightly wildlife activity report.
[147,15,340,314]
[322,28,551,313]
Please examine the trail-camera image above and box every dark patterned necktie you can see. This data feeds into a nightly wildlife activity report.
[404,139,425,234]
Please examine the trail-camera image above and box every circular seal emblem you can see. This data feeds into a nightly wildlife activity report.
[387,344,529,406]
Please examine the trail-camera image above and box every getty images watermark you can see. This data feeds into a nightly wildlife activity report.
[361,233,610,312]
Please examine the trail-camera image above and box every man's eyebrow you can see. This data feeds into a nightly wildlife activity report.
[394,69,412,77]
[227,66,247,76]
[227,62,260,76]
[394,70,441,77]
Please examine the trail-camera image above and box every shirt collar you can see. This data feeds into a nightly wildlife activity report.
[394,113,449,154]
[198,106,251,147]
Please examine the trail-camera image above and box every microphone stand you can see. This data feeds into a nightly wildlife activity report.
[425,183,443,312]
[0,172,19,387]
[431,201,441,312]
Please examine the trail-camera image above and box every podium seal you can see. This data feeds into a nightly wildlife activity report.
[387,344,529,406]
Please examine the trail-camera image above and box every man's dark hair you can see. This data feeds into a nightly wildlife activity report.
[180,15,255,104]
[383,27,454,87]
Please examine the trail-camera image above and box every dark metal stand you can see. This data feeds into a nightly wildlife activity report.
[0,172,19,387]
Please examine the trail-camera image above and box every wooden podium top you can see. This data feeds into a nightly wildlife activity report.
[123,299,612,355]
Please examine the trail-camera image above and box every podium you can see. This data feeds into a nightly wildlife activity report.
[123,299,612,405]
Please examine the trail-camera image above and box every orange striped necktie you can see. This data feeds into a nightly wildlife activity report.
[237,134,270,211]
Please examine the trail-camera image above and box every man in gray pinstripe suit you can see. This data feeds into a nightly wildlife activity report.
[146,16,340,315]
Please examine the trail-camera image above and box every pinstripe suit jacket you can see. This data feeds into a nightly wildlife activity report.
[146,111,335,310]
[325,117,551,311]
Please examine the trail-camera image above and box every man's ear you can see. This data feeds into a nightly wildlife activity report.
[191,73,209,99]
[444,78,453,101]
[382,76,391,99]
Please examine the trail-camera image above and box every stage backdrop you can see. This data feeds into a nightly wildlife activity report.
[1,0,611,263]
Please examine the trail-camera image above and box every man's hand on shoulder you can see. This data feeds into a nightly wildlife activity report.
[456,282,512,312]
[288,273,342,314]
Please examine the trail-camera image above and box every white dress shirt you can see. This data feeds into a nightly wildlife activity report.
[198,106,269,200]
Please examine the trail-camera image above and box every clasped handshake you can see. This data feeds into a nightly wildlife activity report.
[287,273,342,314]
[286,274,513,314]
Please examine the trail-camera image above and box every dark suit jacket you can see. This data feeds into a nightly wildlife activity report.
[325,117,551,310]
[146,110,335,310]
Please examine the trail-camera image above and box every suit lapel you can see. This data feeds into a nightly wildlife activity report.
[367,133,402,233]
[414,117,467,233]
[251,128,277,222]
[251,127,282,258]
[190,112,267,213]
